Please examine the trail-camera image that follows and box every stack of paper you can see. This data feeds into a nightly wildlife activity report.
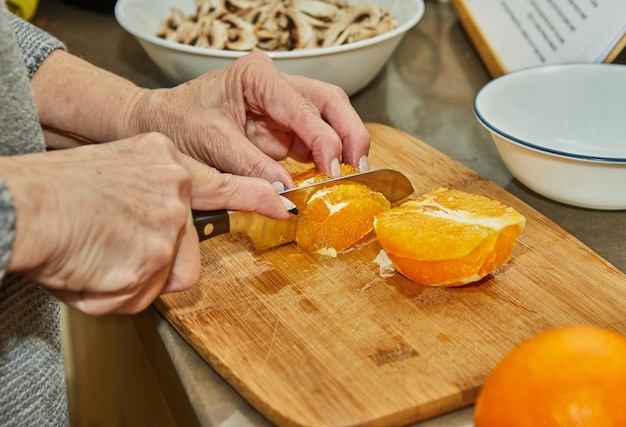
[452,0,626,77]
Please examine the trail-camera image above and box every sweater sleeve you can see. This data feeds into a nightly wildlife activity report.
[8,11,66,78]
[1,8,62,280]
[0,179,16,280]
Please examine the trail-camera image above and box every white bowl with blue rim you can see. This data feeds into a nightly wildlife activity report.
[474,63,626,210]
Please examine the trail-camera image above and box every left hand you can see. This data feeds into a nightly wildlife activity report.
[128,52,370,187]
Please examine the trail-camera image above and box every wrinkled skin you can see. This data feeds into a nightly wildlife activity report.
[129,52,370,185]
[4,50,369,316]
[3,134,290,315]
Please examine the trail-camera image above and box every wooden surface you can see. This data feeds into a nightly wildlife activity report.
[62,307,185,427]
[155,123,626,427]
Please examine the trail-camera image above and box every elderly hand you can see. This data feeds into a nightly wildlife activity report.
[24,48,367,316]
[2,133,293,316]
[34,50,369,186]
[128,52,370,187]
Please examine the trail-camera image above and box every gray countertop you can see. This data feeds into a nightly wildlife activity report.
[35,1,625,426]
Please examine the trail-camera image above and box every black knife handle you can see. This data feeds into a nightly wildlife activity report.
[192,210,230,242]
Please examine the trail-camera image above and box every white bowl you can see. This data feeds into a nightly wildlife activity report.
[474,64,626,210]
[114,0,424,96]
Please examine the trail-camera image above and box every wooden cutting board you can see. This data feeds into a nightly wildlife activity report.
[155,123,626,426]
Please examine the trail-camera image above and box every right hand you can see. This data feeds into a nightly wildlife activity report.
[2,133,291,315]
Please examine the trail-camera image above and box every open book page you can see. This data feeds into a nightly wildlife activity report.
[457,0,626,73]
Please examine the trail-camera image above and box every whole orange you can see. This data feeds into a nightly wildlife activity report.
[474,326,626,427]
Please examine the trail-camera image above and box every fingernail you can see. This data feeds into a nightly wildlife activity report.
[280,196,298,215]
[358,155,370,172]
[330,157,341,178]
[272,181,287,192]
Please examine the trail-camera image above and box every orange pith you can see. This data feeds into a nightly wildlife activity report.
[373,188,525,286]
[474,326,626,427]
[295,183,390,257]
[292,164,359,187]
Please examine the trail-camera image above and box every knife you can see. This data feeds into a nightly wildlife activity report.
[192,168,414,250]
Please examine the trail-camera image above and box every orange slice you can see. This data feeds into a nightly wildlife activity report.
[373,188,525,286]
[295,182,390,257]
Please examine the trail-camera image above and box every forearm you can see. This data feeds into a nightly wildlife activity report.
[30,49,147,146]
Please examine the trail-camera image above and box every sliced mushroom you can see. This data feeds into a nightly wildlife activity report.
[196,0,226,12]
[298,11,331,30]
[285,9,316,49]
[256,35,283,51]
[210,19,229,49]
[222,14,258,50]
[321,4,388,47]
[176,21,199,45]
[227,0,263,13]
[158,0,397,52]
[157,21,176,39]
[345,25,378,44]
[227,30,258,51]
[157,7,185,39]
[322,0,348,6]
[195,34,211,48]
[169,7,187,27]
[373,13,395,36]
[196,15,212,34]
[291,0,338,20]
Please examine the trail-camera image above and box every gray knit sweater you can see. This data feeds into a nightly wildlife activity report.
[0,5,69,425]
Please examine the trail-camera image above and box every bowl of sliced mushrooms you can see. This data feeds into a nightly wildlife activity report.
[114,0,425,95]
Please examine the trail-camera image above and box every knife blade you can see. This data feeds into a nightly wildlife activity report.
[192,168,414,250]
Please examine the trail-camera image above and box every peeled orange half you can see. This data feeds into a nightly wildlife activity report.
[291,164,390,257]
[296,183,390,257]
[373,188,525,286]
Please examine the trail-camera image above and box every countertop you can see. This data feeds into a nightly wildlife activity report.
[34,1,625,426]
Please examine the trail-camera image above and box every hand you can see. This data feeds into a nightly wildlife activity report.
[2,133,292,315]
[129,52,370,186]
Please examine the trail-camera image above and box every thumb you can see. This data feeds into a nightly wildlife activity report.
[179,154,293,220]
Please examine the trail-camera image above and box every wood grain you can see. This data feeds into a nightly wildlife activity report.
[155,123,626,426]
